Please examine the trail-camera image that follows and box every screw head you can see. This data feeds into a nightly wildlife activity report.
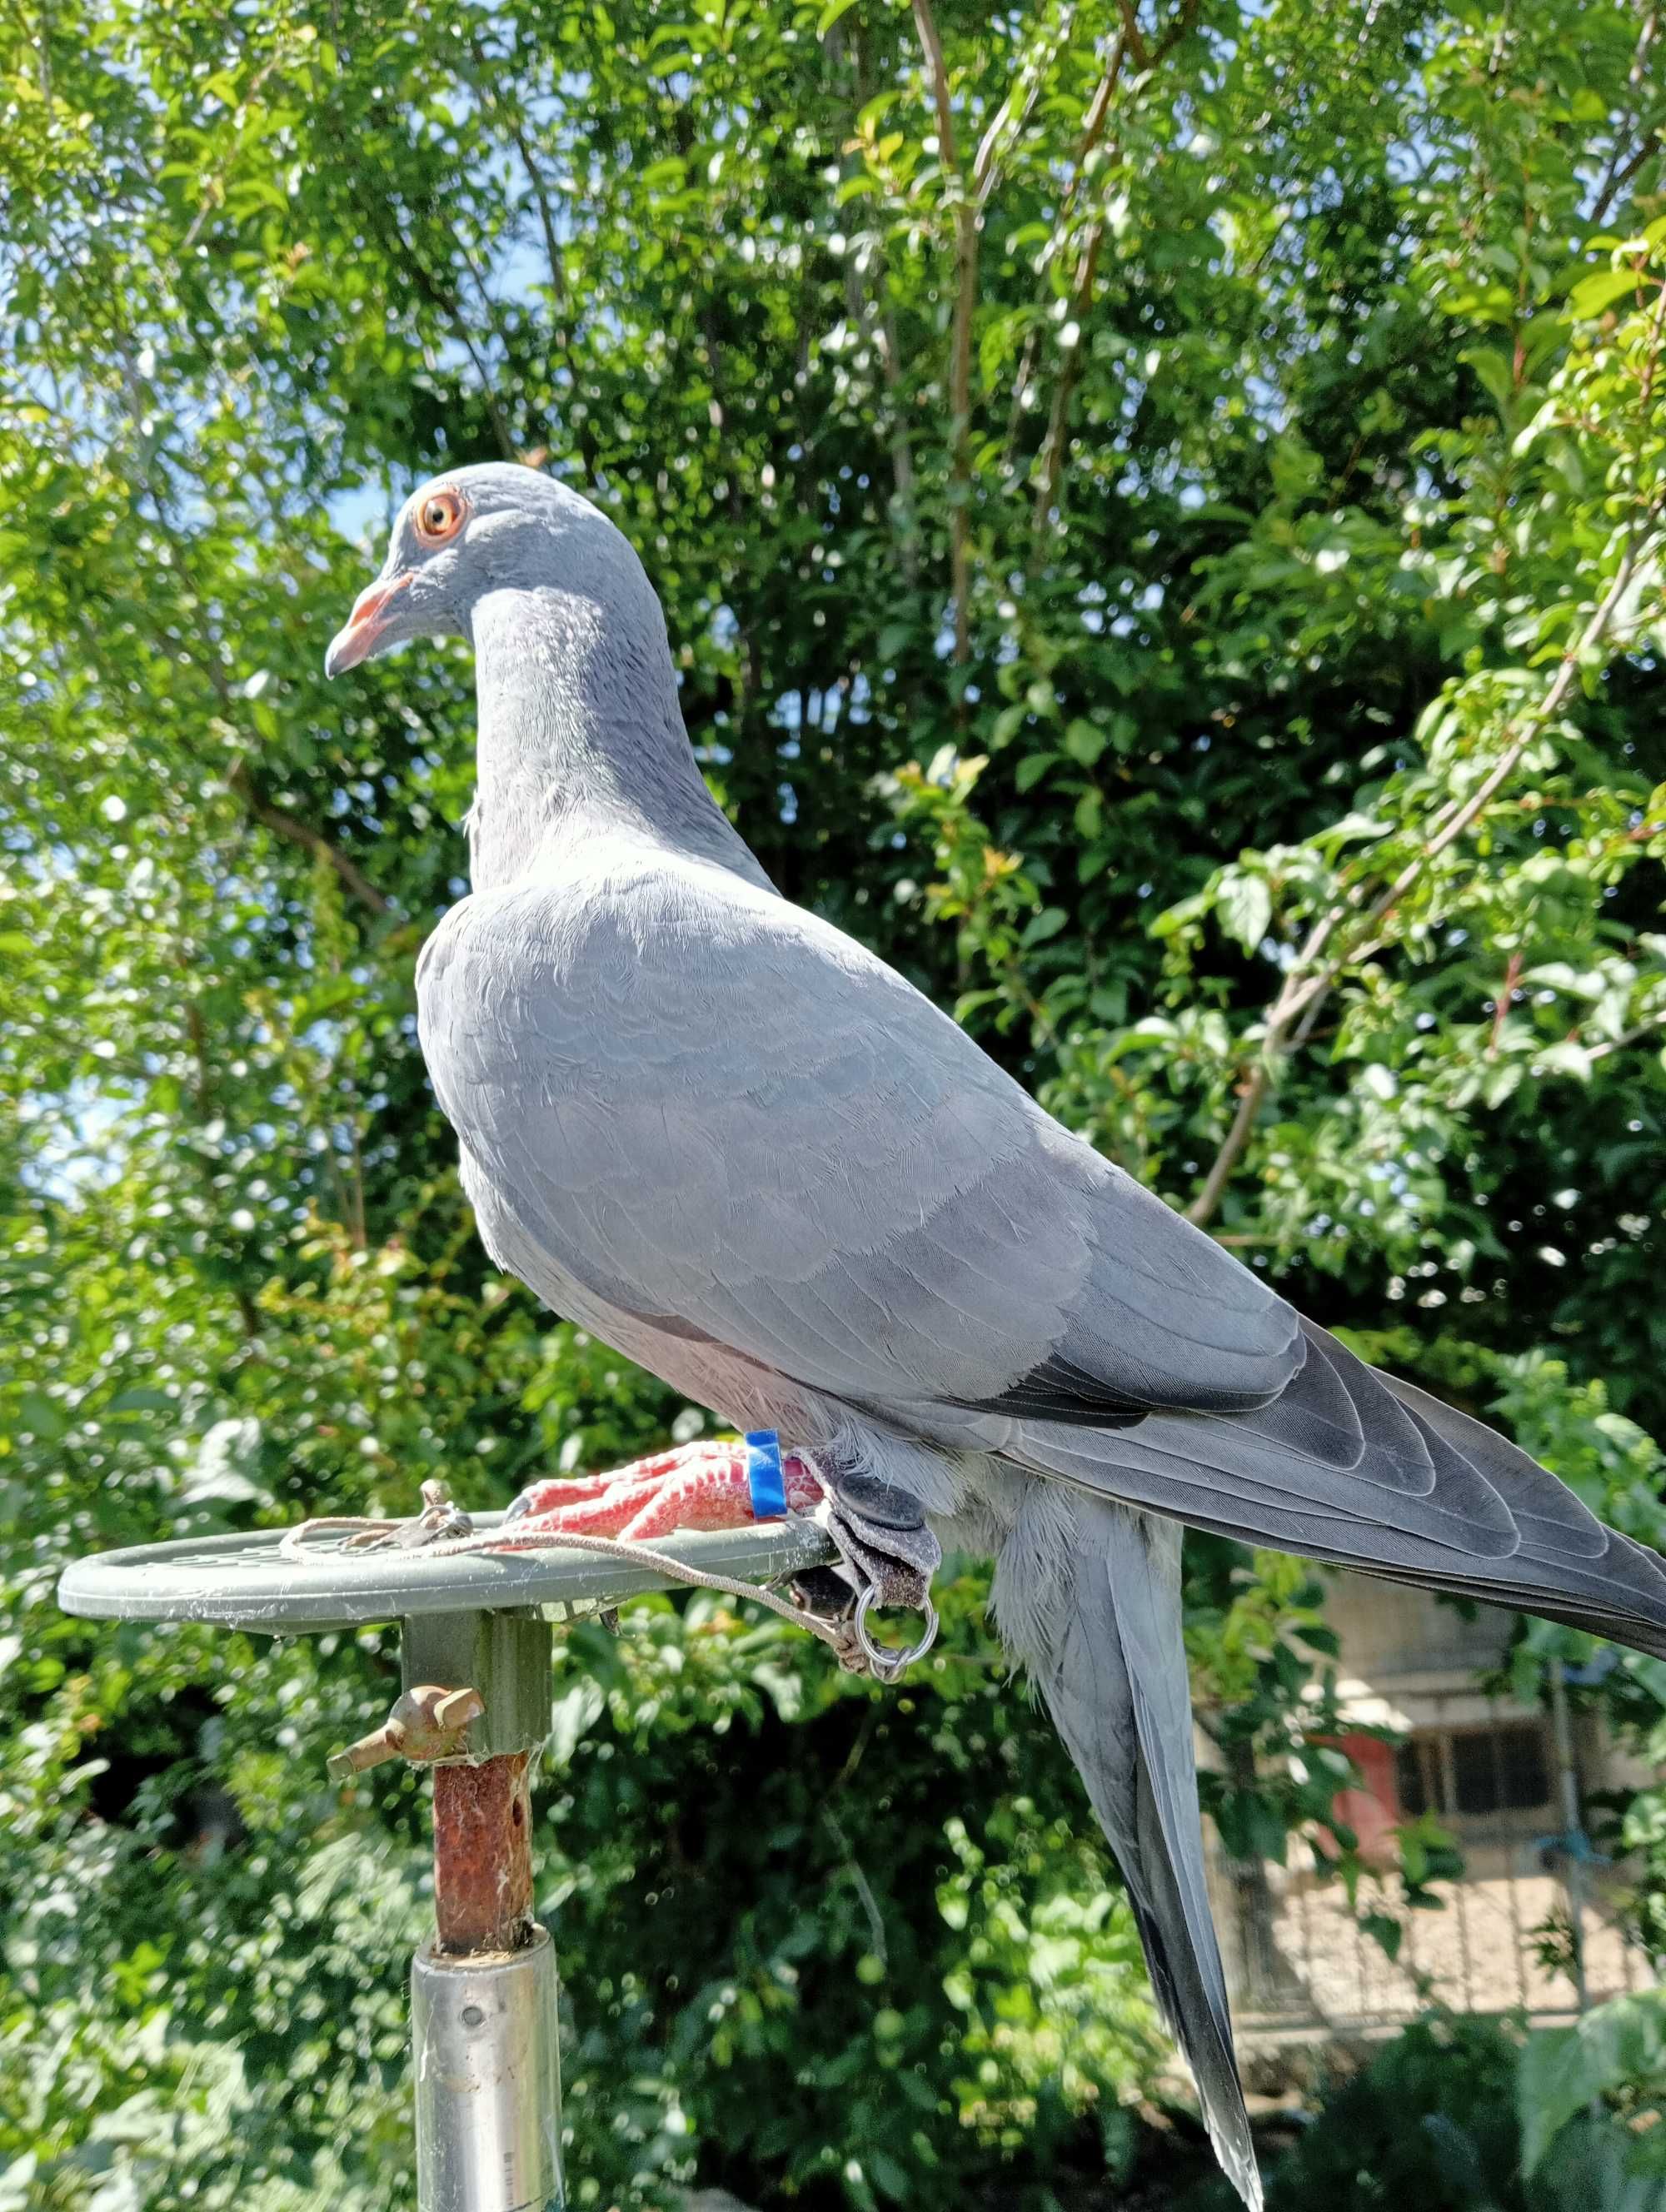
[431,1686,486,1731]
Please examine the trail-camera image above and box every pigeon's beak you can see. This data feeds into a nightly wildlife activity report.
[324,571,413,678]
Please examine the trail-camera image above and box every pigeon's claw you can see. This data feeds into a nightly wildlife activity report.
[502,1441,825,1541]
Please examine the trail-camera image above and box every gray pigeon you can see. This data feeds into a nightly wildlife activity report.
[327,463,1666,2210]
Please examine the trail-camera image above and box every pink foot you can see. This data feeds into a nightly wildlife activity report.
[502,1440,824,1541]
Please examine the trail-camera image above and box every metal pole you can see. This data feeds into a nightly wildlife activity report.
[412,1926,561,2212]
[395,1611,564,2212]
[57,1517,836,2212]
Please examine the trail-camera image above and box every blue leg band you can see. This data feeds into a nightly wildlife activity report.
[745,1430,787,1519]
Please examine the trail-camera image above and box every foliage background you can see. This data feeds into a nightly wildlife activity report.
[4,0,1666,2205]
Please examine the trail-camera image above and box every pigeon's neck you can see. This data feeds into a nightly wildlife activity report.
[466,585,763,890]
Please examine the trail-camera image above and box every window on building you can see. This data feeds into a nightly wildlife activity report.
[1395,1738,1434,1816]
[1394,1722,1552,1819]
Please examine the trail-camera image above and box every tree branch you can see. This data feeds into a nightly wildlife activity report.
[1185,531,1654,1227]
[1030,213,1109,554]
[1027,0,1200,554]
[971,3,1076,208]
[464,27,601,481]
[1114,0,1151,70]
[910,0,1083,672]
[320,99,518,461]
[911,0,959,162]
[115,466,397,929]
[1005,38,1129,454]
[182,990,266,1344]
[227,760,392,917]
[1590,2,1663,225]
[697,302,763,709]
[1588,1011,1666,1064]
[842,21,920,583]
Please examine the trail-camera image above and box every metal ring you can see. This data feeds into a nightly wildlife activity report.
[853,1584,940,1682]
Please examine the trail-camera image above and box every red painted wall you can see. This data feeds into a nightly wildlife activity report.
[1312,1732,1402,1865]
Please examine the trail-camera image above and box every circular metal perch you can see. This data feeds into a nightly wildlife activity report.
[57,1514,835,2212]
[57,1512,835,1632]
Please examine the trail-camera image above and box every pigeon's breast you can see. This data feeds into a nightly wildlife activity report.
[417,863,817,1424]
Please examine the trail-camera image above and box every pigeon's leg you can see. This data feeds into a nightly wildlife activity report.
[502,1441,824,1538]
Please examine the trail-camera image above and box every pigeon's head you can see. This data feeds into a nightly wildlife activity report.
[324,462,642,677]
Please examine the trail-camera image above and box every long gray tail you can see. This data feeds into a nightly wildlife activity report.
[1021,1497,1262,2212]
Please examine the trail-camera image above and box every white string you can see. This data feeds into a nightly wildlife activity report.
[277,1507,886,1671]
[276,1467,938,1680]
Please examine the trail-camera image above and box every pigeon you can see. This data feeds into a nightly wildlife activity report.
[327,462,1666,2209]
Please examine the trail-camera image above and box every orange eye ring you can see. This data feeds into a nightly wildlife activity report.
[415,488,464,545]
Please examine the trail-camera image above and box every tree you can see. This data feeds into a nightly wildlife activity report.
[3,1,1666,2206]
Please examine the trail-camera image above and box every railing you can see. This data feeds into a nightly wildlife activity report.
[1206,1824,1649,2040]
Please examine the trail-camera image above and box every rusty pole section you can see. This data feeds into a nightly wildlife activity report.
[398,1611,563,2212]
[433,1751,536,1953]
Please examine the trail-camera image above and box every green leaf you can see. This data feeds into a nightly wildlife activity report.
[1217,872,1272,954]
[1520,1994,1666,2174]
[1359,1912,1403,1961]
[1014,750,1058,793]
[1020,907,1069,948]
[14,1390,67,1443]
[1462,346,1518,413]
[1568,267,1644,320]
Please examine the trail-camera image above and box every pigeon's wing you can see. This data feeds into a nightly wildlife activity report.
[1014,1321,1666,1657]
[416,854,1301,1424]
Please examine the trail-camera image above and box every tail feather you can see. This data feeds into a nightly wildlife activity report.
[1031,1499,1263,2212]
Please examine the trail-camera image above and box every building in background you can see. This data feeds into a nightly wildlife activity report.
[1205,1571,1655,2050]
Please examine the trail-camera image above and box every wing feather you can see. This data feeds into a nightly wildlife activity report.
[1015,1323,1666,1655]
[418,854,1301,1420]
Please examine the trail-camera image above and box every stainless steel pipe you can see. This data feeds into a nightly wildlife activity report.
[412,1926,563,2212]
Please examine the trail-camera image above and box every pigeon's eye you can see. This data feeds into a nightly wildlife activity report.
[416,490,463,545]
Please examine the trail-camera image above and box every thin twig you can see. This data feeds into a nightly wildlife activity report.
[1487,949,1522,1057]
[227,760,392,916]
[910,0,979,676]
[177,51,288,257]
[909,0,1085,657]
[319,97,517,461]
[464,26,601,480]
[1590,2,1663,224]
[843,22,920,581]
[1587,1011,1666,1064]
[1026,0,1200,551]
[822,1803,890,1965]
[1005,38,1130,454]
[1114,0,1151,70]
[1030,215,1110,551]
[971,3,1076,208]
[120,451,397,924]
